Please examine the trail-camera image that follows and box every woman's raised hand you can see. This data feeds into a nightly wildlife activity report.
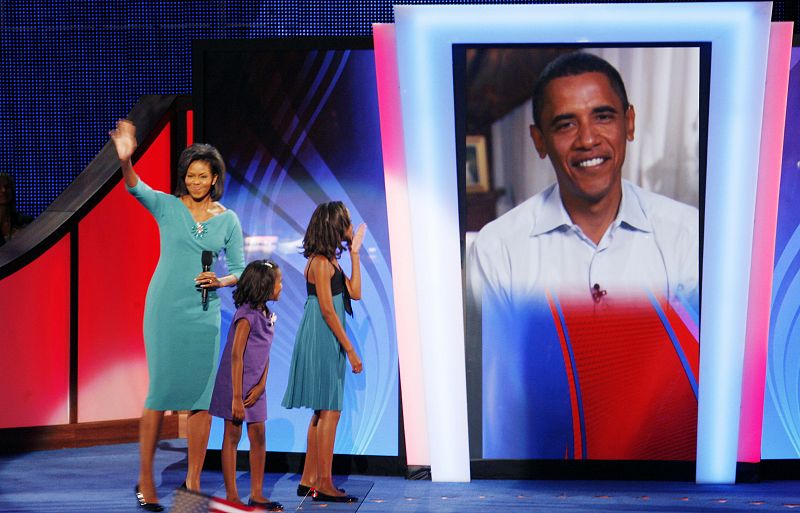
[109,119,137,162]
[350,223,366,254]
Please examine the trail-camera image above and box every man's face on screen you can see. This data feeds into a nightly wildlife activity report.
[530,71,635,207]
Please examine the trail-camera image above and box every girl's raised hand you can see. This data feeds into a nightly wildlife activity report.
[108,119,137,162]
[350,223,366,254]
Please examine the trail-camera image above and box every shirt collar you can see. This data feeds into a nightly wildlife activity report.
[530,180,652,237]
[616,180,652,233]
[530,184,573,237]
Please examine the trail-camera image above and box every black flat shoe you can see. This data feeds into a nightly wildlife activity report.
[312,490,358,503]
[248,498,284,511]
[297,484,345,496]
[135,485,165,512]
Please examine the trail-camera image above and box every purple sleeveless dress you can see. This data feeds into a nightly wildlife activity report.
[209,304,274,422]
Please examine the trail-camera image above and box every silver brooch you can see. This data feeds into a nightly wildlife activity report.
[191,221,208,240]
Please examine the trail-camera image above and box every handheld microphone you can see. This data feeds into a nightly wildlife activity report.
[591,283,607,303]
[201,250,213,311]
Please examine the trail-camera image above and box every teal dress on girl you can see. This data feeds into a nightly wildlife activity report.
[128,179,245,411]
[282,261,352,411]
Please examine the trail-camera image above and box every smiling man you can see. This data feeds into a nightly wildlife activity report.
[470,51,699,306]
[468,51,702,461]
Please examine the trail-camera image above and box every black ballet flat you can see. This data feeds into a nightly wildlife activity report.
[312,490,358,503]
[248,498,284,511]
[135,485,165,512]
[297,484,345,496]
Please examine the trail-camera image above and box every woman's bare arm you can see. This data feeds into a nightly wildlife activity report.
[310,257,363,373]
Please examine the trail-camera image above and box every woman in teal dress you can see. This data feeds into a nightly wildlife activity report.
[110,120,245,511]
[282,201,364,503]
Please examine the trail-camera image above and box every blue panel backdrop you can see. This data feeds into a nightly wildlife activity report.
[2,2,796,220]
[200,45,398,455]
[763,48,800,460]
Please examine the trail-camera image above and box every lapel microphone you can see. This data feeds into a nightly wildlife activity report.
[591,283,607,303]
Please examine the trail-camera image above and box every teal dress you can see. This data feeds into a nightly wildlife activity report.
[282,265,351,411]
[128,179,245,411]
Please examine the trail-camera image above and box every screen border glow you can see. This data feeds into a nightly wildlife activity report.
[393,2,771,483]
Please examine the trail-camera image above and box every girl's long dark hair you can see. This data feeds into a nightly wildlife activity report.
[302,201,352,260]
[232,260,280,311]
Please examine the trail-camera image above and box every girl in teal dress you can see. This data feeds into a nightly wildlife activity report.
[110,120,245,511]
[282,201,365,503]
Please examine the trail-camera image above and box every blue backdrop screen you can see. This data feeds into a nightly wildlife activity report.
[198,41,399,456]
[1,2,797,221]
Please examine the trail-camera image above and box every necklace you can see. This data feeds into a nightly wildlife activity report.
[184,197,213,240]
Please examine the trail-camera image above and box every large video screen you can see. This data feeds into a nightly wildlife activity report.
[459,45,707,460]
[195,39,399,456]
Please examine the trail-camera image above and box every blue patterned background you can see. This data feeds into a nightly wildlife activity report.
[2,1,797,219]
[763,49,800,460]
[200,45,398,455]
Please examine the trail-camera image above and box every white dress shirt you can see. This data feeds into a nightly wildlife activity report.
[469,180,699,308]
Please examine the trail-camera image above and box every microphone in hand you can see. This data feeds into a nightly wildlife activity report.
[201,250,213,311]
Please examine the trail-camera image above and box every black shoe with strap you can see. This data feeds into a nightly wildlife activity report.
[135,485,165,512]
[311,490,358,503]
[248,497,284,511]
[297,484,345,496]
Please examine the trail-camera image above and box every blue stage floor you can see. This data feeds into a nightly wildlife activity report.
[1,439,799,512]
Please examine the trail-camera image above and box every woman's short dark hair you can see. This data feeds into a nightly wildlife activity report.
[532,51,629,128]
[302,201,352,260]
[173,143,226,200]
[232,260,281,311]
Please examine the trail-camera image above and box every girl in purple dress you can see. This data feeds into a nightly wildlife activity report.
[209,260,283,511]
